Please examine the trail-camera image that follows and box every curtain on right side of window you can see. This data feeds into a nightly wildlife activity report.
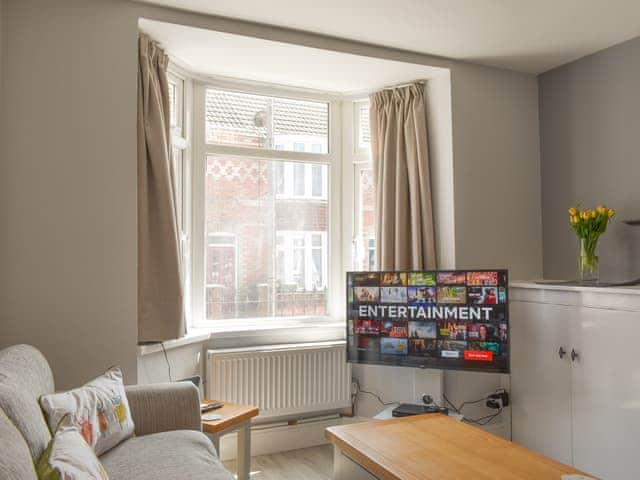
[369,82,436,271]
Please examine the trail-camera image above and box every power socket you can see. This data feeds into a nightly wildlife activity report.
[486,390,509,409]
[350,380,359,396]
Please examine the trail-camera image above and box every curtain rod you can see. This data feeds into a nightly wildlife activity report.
[383,80,425,90]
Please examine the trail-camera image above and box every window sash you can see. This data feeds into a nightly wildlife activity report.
[204,87,330,155]
[168,69,192,323]
[190,82,342,327]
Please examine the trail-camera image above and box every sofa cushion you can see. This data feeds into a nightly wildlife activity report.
[0,408,37,480]
[0,345,55,461]
[100,430,233,480]
[40,367,134,456]
[36,420,109,480]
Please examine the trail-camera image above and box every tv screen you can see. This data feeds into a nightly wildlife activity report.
[346,270,509,373]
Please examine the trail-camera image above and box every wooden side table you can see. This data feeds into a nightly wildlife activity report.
[201,400,259,480]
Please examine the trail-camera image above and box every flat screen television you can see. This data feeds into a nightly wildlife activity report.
[346,270,509,374]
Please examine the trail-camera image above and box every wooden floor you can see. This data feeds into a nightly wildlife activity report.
[223,445,333,480]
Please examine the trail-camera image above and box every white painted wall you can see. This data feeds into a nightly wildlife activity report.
[426,72,455,270]
[138,342,204,387]
[0,0,541,423]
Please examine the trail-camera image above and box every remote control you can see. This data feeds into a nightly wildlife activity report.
[200,402,224,413]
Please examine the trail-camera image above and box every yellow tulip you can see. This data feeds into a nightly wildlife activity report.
[597,206,607,214]
[568,207,578,216]
[608,209,616,217]
[571,216,579,224]
[591,210,597,218]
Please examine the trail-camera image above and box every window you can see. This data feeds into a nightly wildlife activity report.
[276,231,327,291]
[356,102,371,152]
[192,85,335,325]
[275,162,327,199]
[167,71,191,311]
[202,156,329,320]
[205,88,329,154]
[354,166,376,271]
[168,82,177,128]
[168,75,184,139]
[348,100,375,271]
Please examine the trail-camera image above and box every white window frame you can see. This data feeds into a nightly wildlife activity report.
[190,80,342,329]
[342,98,374,272]
[354,100,371,156]
[168,66,193,322]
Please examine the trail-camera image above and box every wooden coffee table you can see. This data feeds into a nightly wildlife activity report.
[202,400,259,480]
[326,414,590,480]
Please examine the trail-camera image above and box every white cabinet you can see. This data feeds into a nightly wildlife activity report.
[511,283,640,480]
[570,307,640,479]
[511,301,573,465]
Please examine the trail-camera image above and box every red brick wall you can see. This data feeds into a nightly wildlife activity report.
[205,156,328,319]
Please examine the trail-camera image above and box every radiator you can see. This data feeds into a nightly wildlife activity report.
[206,341,351,420]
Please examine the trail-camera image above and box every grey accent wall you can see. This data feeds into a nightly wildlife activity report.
[0,0,139,389]
[1,0,541,420]
[539,36,640,281]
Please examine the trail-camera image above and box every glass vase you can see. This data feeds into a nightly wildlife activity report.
[578,237,599,283]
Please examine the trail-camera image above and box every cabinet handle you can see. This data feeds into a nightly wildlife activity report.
[571,349,579,362]
[558,347,566,359]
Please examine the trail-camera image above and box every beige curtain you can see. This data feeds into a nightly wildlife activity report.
[137,34,185,342]
[370,83,437,271]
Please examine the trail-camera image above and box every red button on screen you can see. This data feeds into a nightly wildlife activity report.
[464,350,493,361]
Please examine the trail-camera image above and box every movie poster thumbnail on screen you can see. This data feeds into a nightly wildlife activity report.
[346,270,509,373]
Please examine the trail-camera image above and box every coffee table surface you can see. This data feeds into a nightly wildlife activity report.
[201,400,259,434]
[326,414,588,480]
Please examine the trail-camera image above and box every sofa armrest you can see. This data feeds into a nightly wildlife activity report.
[125,382,202,436]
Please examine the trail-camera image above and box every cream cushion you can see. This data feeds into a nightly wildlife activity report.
[40,367,134,455]
[37,423,109,480]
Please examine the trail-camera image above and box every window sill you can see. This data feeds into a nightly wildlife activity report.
[137,317,345,356]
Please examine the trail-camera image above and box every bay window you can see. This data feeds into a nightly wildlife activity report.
[171,72,375,330]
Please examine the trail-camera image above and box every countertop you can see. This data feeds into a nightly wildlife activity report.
[511,281,640,295]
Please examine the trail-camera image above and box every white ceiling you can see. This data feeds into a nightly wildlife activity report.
[139,19,446,94]
[138,0,640,74]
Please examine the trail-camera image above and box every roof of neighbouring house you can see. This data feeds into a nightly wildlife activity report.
[205,88,328,139]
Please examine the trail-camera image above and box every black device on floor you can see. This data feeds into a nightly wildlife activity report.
[392,403,448,417]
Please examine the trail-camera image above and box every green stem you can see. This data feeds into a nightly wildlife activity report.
[579,236,599,274]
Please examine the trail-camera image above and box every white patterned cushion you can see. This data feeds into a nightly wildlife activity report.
[37,422,109,480]
[40,367,134,455]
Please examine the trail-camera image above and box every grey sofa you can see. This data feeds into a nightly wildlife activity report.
[0,344,233,480]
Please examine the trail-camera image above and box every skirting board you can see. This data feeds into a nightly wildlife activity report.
[216,416,347,461]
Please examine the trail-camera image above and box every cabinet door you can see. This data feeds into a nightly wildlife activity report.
[511,301,573,465]
[571,307,640,480]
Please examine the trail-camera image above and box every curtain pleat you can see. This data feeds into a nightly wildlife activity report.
[370,83,437,271]
[137,34,185,342]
